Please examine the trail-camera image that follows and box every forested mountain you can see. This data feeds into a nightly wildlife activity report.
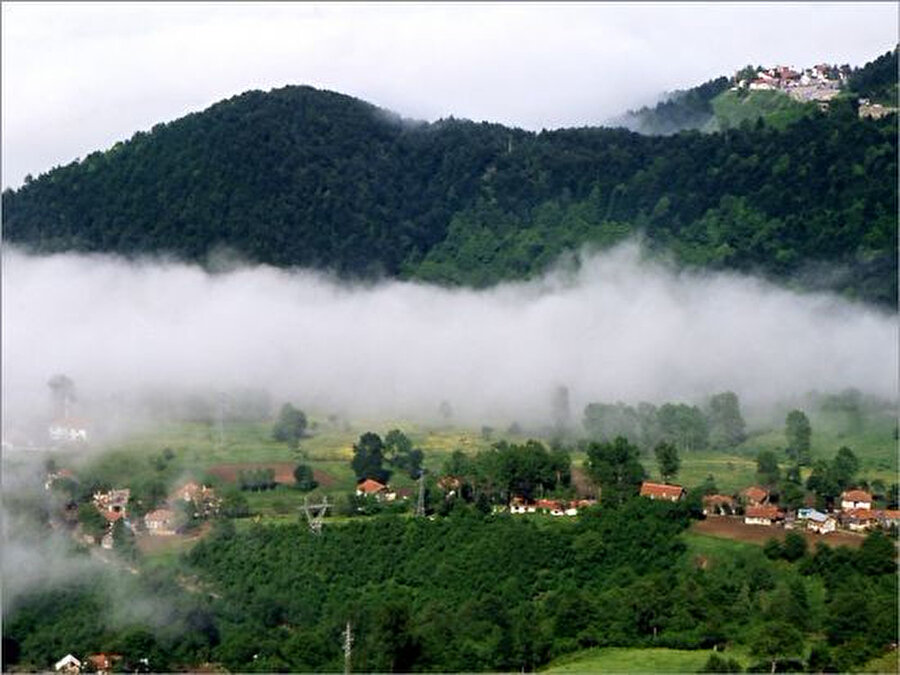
[3,78,897,305]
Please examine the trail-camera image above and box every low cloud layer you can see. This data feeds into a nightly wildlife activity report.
[2,244,897,434]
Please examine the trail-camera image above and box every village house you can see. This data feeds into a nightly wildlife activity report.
[356,478,395,501]
[144,508,177,536]
[169,481,221,517]
[744,505,784,526]
[437,475,462,496]
[740,486,769,506]
[54,654,82,673]
[640,481,685,502]
[93,488,130,523]
[841,508,878,533]
[48,417,89,443]
[840,489,873,511]
[797,508,837,534]
[702,494,735,516]
[510,497,537,514]
[85,653,122,675]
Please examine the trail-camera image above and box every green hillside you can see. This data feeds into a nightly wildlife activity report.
[709,89,817,131]
[2,78,897,306]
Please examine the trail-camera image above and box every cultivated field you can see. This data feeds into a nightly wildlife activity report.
[690,516,866,549]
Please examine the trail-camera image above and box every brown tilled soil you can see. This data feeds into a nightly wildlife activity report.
[691,516,865,549]
[207,462,336,487]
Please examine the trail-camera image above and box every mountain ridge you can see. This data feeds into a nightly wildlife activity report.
[3,77,897,306]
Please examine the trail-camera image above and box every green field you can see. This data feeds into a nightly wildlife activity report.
[51,400,897,521]
[708,89,817,131]
[542,646,750,673]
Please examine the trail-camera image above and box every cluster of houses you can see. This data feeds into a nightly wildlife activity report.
[45,466,221,545]
[697,485,900,534]
[733,63,845,105]
[143,481,221,536]
[732,62,898,118]
[509,497,598,517]
[55,652,127,675]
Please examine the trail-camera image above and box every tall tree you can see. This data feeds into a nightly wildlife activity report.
[583,436,646,505]
[784,410,812,465]
[756,450,781,487]
[653,442,680,483]
[708,391,746,449]
[351,432,391,483]
[272,403,307,449]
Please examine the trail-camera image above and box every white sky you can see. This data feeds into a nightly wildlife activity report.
[2,1,897,189]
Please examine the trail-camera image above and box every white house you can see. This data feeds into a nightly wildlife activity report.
[55,654,82,673]
[144,508,177,536]
[744,505,784,526]
[840,490,873,511]
[797,508,836,534]
[49,418,89,443]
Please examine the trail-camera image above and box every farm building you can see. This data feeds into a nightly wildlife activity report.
[640,481,685,502]
[54,654,81,673]
[744,505,784,526]
[356,478,395,501]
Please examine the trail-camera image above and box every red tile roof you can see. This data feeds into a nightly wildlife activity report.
[745,505,784,520]
[741,486,769,503]
[844,508,877,521]
[357,478,387,494]
[841,489,873,503]
[703,494,735,506]
[640,481,685,500]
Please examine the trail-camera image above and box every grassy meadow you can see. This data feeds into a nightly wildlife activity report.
[542,646,751,673]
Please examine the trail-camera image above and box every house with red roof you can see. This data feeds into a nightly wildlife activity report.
[740,486,769,506]
[356,478,396,501]
[744,505,784,526]
[841,508,878,532]
[877,509,900,529]
[144,508,177,536]
[840,489,873,511]
[85,653,122,675]
[702,494,736,516]
[640,481,685,502]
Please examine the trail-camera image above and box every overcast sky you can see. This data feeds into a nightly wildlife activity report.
[2,2,896,189]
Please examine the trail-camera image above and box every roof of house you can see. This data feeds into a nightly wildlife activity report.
[640,481,685,499]
[145,508,176,522]
[703,494,735,506]
[741,486,769,502]
[357,478,387,494]
[536,498,562,510]
[745,505,784,520]
[86,654,121,670]
[843,508,877,521]
[55,654,82,670]
[841,489,873,503]
[879,509,900,520]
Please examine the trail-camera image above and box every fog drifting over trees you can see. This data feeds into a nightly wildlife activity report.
[2,242,896,433]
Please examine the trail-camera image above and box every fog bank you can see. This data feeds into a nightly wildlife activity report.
[2,244,896,432]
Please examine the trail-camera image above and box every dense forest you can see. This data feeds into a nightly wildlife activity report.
[2,50,897,306]
[4,499,896,673]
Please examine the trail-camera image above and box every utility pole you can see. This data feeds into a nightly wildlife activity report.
[343,621,353,675]
[302,495,330,535]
